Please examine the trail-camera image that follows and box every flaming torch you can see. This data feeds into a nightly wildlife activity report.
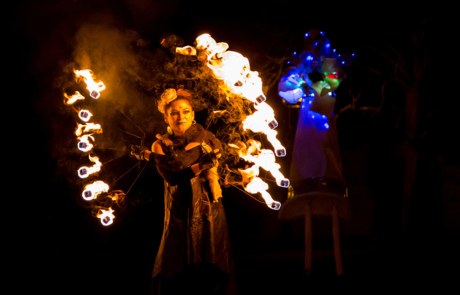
[77,135,94,152]
[232,140,287,209]
[78,155,102,178]
[177,34,289,210]
[64,91,85,105]
[82,180,109,201]
[246,177,281,210]
[78,109,93,122]
[74,69,106,99]
[97,208,115,226]
[192,34,286,156]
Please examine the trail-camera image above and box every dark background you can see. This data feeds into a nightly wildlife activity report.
[9,1,457,294]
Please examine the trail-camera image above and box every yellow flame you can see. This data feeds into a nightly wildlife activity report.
[78,155,102,179]
[97,208,115,226]
[64,91,85,105]
[82,180,109,201]
[74,69,106,99]
[77,135,94,152]
[75,123,102,137]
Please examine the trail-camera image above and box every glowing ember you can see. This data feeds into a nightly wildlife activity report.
[97,208,115,226]
[74,69,106,99]
[77,135,94,152]
[64,91,85,105]
[78,109,93,122]
[82,180,109,201]
[75,123,102,137]
[78,155,102,178]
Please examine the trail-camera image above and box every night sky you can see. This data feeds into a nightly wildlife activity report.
[9,1,457,294]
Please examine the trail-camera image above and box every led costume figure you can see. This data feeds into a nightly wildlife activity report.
[278,30,354,275]
[130,88,236,295]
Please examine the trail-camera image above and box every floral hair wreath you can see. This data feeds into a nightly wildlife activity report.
[158,88,194,114]
[158,88,177,114]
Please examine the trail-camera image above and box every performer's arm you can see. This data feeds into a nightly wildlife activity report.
[150,140,210,185]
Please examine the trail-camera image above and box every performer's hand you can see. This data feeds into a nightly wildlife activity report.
[129,145,149,161]
[198,149,220,170]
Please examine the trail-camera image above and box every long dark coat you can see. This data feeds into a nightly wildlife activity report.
[150,123,236,295]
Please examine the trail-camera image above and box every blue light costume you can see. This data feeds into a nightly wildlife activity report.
[278,30,354,275]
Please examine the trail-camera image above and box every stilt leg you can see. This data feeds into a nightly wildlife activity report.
[305,198,312,274]
[332,200,343,275]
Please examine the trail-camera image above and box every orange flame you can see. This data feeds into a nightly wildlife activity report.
[78,155,102,178]
[193,34,286,156]
[97,208,115,226]
[74,69,106,99]
[75,123,102,137]
[246,177,281,210]
[176,46,197,56]
[235,140,289,188]
[64,91,85,105]
[82,180,109,201]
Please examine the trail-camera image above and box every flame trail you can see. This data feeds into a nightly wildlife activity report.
[77,135,94,152]
[178,34,289,209]
[64,91,85,105]
[78,155,102,178]
[63,69,119,225]
[74,69,106,99]
[97,208,115,226]
[75,123,102,137]
[82,180,109,201]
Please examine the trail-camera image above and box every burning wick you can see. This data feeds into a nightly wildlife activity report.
[78,155,102,178]
[78,110,93,122]
[82,180,109,201]
[77,135,94,152]
[74,69,106,99]
[97,208,115,226]
[64,91,85,105]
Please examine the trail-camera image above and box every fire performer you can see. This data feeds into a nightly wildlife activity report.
[130,88,236,295]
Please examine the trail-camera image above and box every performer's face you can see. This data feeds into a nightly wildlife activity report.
[164,99,195,136]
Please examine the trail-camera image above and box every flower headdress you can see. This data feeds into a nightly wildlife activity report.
[158,88,178,114]
[158,88,194,114]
